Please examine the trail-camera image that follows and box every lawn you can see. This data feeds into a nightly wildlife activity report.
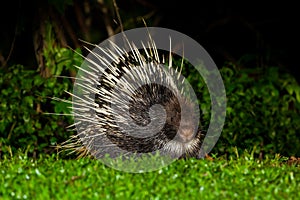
[0,152,299,200]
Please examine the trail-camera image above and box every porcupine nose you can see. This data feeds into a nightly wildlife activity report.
[177,127,196,143]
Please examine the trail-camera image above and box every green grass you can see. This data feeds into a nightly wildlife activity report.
[0,152,299,200]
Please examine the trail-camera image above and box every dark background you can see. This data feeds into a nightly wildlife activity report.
[1,0,299,80]
[153,1,299,81]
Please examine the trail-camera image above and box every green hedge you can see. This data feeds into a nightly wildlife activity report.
[213,65,300,157]
[1,62,300,157]
[0,65,74,156]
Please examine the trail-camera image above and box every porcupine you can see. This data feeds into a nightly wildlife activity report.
[59,29,205,160]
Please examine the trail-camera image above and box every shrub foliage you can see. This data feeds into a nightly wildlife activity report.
[1,60,300,157]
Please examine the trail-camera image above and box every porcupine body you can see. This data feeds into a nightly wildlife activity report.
[65,31,204,160]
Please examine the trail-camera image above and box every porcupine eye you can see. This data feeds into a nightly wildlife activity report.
[128,83,180,140]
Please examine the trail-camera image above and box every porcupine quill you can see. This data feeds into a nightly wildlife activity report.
[52,28,205,160]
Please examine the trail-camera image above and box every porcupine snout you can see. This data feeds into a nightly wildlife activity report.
[176,102,199,143]
[176,125,196,143]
